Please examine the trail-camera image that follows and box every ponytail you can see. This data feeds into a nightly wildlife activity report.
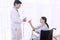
[45,23,49,28]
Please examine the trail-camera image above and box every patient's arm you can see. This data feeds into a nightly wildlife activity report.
[28,20,36,31]
[28,20,39,34]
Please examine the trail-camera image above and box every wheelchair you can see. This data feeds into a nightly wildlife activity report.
[40,28,57,40]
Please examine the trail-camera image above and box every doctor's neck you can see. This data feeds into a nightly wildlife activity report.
[14,6,18,9]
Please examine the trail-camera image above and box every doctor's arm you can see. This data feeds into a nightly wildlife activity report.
[28,20,39,34]
[20,13,27,22]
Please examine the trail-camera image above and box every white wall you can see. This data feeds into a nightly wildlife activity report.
[0,0,60,40]
[51,0,60,36]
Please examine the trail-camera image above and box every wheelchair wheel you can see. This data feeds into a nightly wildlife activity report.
[53,37,57,40]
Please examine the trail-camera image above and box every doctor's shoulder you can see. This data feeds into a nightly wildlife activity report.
[10,8,16,16]
[11,7,16,12]
[11,7,17,14]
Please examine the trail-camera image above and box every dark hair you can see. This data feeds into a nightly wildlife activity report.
[14,0,22,6]
[41,17,49,28]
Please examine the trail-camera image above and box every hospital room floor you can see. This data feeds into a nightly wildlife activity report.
[53,35,60,40]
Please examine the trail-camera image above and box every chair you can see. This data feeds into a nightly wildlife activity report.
[40,28,57,40]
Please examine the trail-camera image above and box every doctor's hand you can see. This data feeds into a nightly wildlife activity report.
[23,17,27,22]
[28,20,32,24]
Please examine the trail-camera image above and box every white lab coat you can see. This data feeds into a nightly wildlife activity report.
[11,7,22,40]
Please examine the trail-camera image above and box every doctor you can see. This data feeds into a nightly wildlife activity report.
[11,0,26,40]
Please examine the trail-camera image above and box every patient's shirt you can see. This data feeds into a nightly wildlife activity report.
[32,24,48,40]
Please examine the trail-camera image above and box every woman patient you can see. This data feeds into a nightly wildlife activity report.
[28,16,49,40]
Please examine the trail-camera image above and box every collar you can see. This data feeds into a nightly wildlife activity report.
[14,7,18,12]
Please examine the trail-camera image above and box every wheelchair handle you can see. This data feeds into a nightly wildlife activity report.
[52,28,56,30]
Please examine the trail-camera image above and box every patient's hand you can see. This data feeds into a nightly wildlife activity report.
[35,29,40,34]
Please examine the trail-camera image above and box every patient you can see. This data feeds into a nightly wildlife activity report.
[28,16,49,40]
